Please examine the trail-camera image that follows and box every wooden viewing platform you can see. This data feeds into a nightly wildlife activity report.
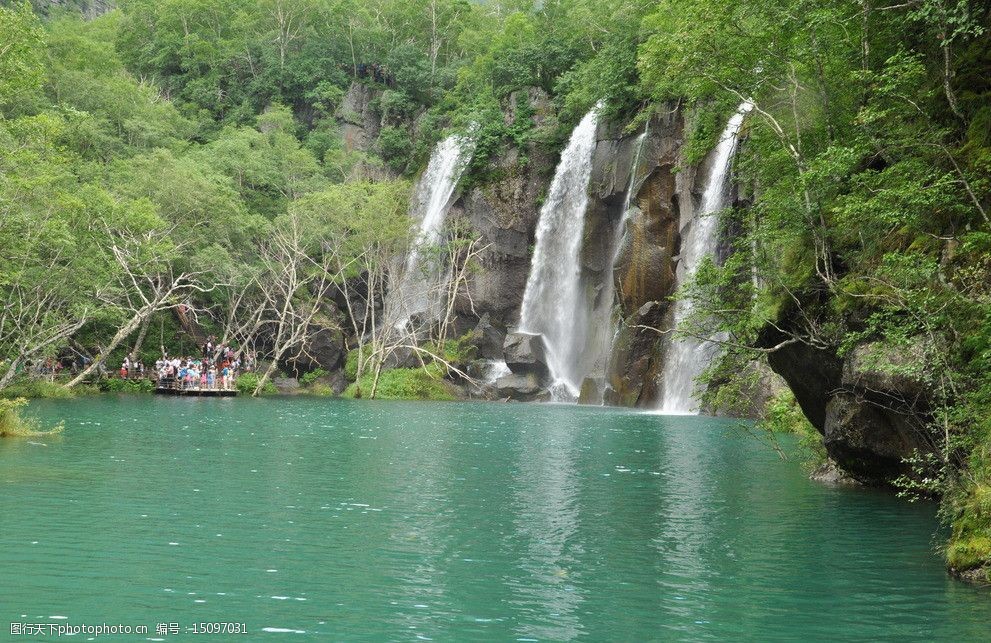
[154,379,238,397]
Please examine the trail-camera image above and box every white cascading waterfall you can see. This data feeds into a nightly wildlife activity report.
[387,131,475,329]
[518,102,603,399]
[658,101,753,414]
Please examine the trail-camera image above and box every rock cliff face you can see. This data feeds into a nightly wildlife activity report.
[596,107,692,406]
[759,324,936,485]
[452,89,556,355]
[34,0,114,19]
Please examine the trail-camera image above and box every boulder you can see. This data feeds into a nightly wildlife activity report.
[823,391,923,482]
[605,301,667,407]
[495,372,547,402]
[469,313,505,361]
[273,377,300,393]
[577,377,604,405]
[283,322,346,376]
[502,332,550,379]
[759,324,936,486]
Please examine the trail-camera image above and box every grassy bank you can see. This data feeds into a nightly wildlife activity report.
[0,398,64,438]
[0,379,101,399]
[343,365,456,401]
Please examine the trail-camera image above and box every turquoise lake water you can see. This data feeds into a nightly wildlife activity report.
[1,397,989,640]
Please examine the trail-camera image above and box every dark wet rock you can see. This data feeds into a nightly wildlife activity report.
[495,372,547,402]
[809,459,862,487]
[578,377,604,405]
[469,313,505,361]
[282,321,346,377]
[502,332,549,379]
[605,301,667,407]
[273,377,300,393]
[759,325,935,486]
[594,106,687,407]
[823,391,926,483]
[949,566,991,586]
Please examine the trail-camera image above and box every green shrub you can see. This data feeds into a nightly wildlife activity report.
[342,365,455,401]
[99,378,154,394]
[1,379,74,399]
[0,398,64,438]
[235,372,277,396]
[945,478,991,573]
[377,126,412,172]
[299,368,328,387]
[306,382,336,397]
[758,391,827,471]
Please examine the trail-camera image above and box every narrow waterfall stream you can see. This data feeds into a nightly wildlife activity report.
[387,132,475,329]
[658,102,753,413]
[518,103,602,399]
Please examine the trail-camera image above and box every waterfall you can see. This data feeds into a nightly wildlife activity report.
[518,102,603,399]
[658,101,752,414]
[387,131,475,329]
[481,359,511,385]
[621,125,650,219]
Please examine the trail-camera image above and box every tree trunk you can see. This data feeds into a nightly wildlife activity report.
[941,38,963,118]
[253,359,280,397]
[370,360,383,399]
[0,357,21,392]
[67,310,148,387]
[132,316,151,357]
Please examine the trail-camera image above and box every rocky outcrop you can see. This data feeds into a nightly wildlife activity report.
[34,0,114,19]
[502,331,550,380]
[455,89,556,333]
[760,324,936,485]
[604,301,667,406]
[495,372,548,402]
[280,307,347,378]
[595,106,690,406]
[289,324,346,373]
[337,83,383,153]
[333,82,400,181]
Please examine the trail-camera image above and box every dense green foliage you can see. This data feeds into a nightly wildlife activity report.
[649,0,991,573]
[758,391,827,472]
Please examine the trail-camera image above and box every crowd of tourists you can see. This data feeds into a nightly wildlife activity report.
[119,338,256,391]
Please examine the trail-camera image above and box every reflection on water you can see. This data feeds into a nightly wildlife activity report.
[510,410,585,640]
[1,397,990,641]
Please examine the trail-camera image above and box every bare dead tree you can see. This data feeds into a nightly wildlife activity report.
[247,209,358,396]
[66,228,215,387]
[0,282,89,390]
[362,228,487,399]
